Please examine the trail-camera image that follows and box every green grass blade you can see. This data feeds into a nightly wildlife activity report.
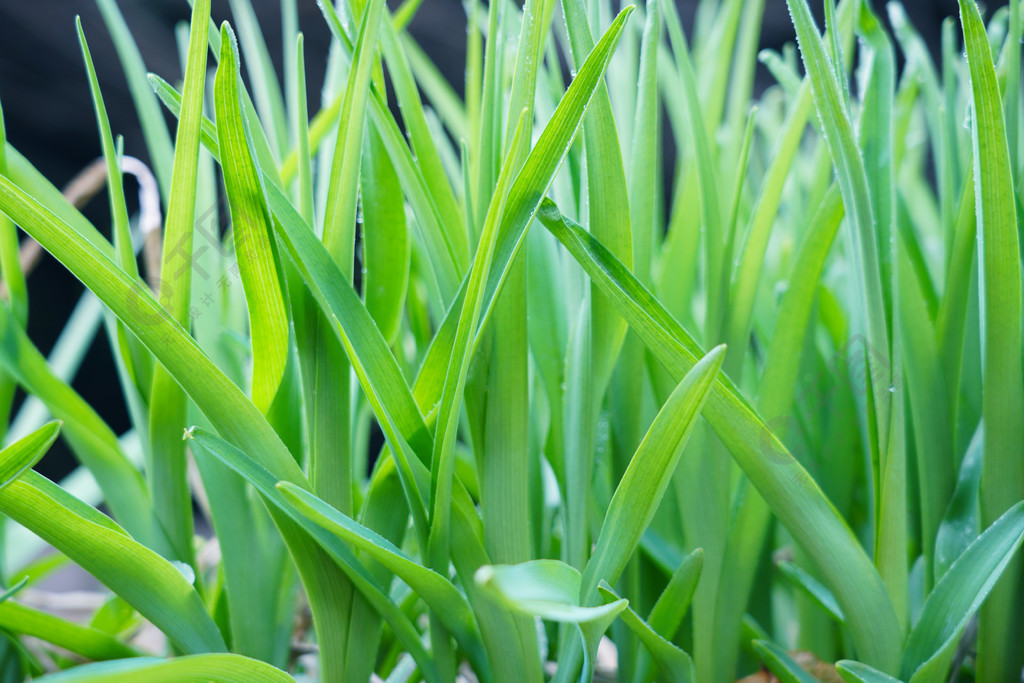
[597,584,695,683]
[225,0,289,160]
[187,428,445,683]
[581,346,723,602]
[0,314,165,548]
[0,601,139,662]
[960,1,1024,679]
[538,200,903,672]
[0,421,60,490]
[856,16,902,606]
[276,481,489,674]
[213,24,289,413]
[2,146,114,256]
[559,0,633,392]
[321,0,384,274]
[94,0,175,198]
[76,18,135,276]
[836,661,903,683]
[897,235,954,592]
[378,16,468,269]
[361,126,409,346]
[753,640,821,683]
[630,548,702,683]
[0,471,224,654]
[901,501,1024,680]
[291,34,313,223]
[32,655,292,682]
[936,169,976,431]
[724,82,813,372]
[778,560,844,623]
[934,428,982,580]
[147,0,211,566]
[0,100,26,329]
[266,183,431,457]
[427,6,633,579]
[711,180,840,680]
[475,559,628,682]
[786,0,891,457]
[662,0,724,340]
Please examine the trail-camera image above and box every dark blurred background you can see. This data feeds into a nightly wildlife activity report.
[0,0,994,478]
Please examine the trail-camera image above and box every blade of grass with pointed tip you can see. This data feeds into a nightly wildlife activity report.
[213,24,289,414]
[32,655,293,683]
[77,19,135,276]
[94,0,175,198]
[321,0,384,275]
[556,347,721,680]
[960,2,1024,680]
[0,471,223,654]
[857,14,904,616]
[629,547,702,683]
[902,501,1024,681]
[582,346,723,602]
[0,421,60,491]
[291,34,313,223]
[723,0,765,166]
[225,0,288,160]
[538,200,903,672]
[597,584,695,683]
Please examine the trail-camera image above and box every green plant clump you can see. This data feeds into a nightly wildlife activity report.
[0,0,1021,680]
